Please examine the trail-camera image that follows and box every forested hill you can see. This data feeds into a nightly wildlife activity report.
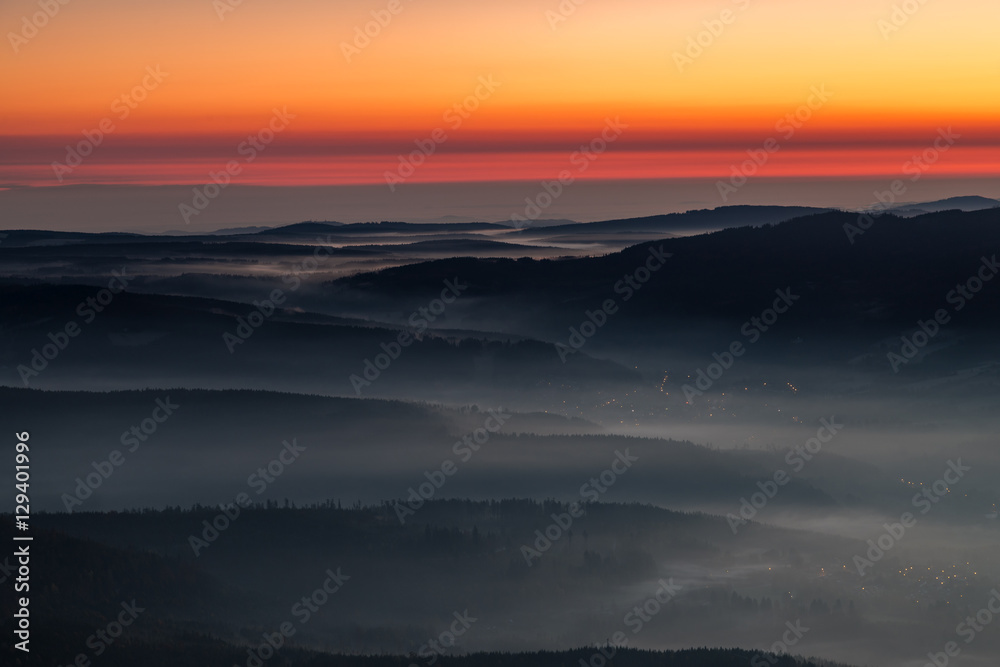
[0,640,855,667]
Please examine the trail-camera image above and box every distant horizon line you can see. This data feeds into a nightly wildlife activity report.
[2,196,997,237]
[2,179,997,233]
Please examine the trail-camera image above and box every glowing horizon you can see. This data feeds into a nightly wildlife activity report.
[3,0,999,188]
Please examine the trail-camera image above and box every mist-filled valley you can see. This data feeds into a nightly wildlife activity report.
[8,0,1000,662]
[2,203,1000,667]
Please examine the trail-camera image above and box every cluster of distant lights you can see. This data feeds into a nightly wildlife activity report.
[897,564,977,577]
[730,560,982,611]
[892,564,982,605]
[898,477,953,494]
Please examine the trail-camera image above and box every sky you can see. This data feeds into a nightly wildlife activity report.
[1,0,999,228]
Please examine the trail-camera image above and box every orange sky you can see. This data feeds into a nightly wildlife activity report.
[2,0,999,186]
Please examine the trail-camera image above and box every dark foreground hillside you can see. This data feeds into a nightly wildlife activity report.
[0,640,850,667]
